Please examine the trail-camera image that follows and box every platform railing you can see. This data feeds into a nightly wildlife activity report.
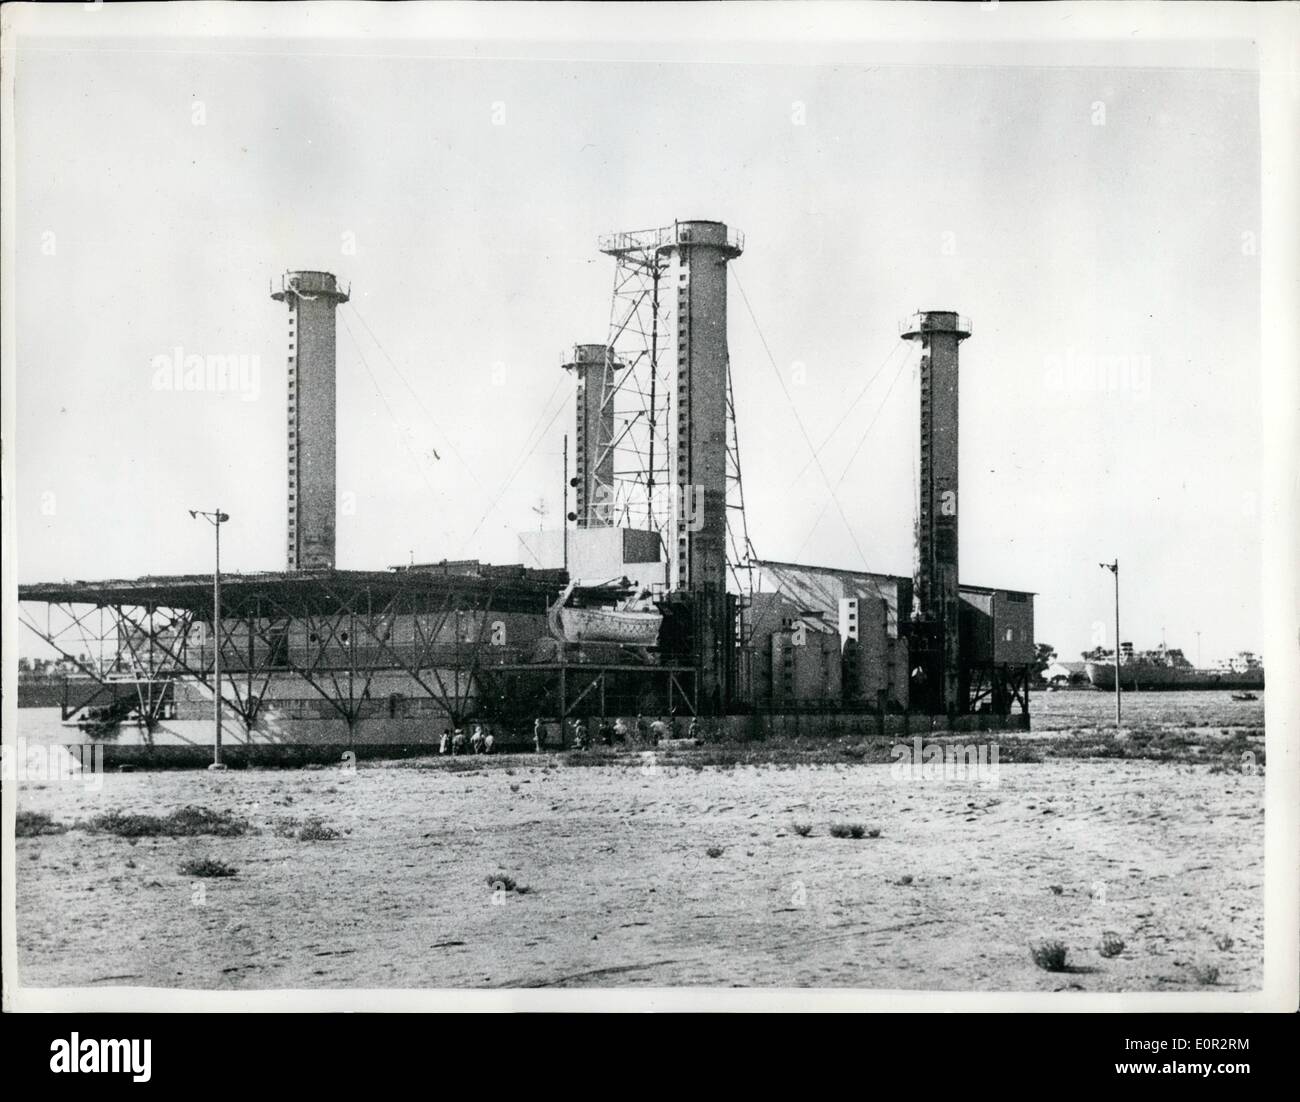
[598,224,745,256]
[899,313,973,338]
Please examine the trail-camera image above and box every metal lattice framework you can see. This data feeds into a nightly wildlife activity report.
[595,228,678,536]
[964,662,1033,717]
[595,228,756,602]
[725,353,758,642]
[19,569,542,731]
[18,567,699,736]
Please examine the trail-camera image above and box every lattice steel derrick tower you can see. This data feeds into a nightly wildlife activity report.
[595,221,746,709]
[593,226,677,536]
[596,222,745,569]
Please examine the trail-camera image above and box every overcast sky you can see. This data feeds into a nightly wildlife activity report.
[13,32,1261,662]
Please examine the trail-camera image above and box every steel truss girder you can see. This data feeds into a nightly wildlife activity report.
[19,574,515,733]
[476,662,698,723]
[17,601,171,725]
[964,663,1032,717]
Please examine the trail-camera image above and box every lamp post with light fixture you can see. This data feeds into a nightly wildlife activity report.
[190,508,230,768]
[1099,559,1121,727]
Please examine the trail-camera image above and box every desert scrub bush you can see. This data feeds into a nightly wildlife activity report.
[867,827,881,839]
[275,816,340,841]
[298,817,340,841]
[705,846,724,859]
[1215,933,1235,951]
[1030,940,1070,972]
[487,873,518,892]
[90,806,249,838]
[830,823,866,839]
[16,810,68,837]
[1219,733,1264,766]
[1191,963,1220,985]
[791,821,813,837]
[179,857,237,878]
[1099,932,1126,958]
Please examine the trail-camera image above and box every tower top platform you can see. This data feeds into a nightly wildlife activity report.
[271,270,351,304]
[598,220,743,260]
[900,310,971,340]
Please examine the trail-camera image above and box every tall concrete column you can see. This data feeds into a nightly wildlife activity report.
[670,221,743,709]
[272,271,349,571]
[563,343,618,527]
[902,309,970,715]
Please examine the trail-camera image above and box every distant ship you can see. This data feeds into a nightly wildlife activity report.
[1085,643,1264,691]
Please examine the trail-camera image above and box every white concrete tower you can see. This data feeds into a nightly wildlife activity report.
[272,271,349,571]
[563,343,619,527]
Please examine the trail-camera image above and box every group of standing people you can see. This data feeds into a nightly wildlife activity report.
[437,713,703,755]
[531,712,700,751]
[439,724,495,756]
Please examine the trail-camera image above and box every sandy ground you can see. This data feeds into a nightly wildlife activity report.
[14,754,1262,991]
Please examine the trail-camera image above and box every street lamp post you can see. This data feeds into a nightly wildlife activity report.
[1100,559,1121,727]
[191,508,230,769]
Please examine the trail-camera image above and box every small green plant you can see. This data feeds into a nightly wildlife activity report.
[1215,933,1235,951]
[1030,940,1070,972]
[705,846,724,859]
[16,810,68,837]
[830,823,866,839]
[179,857,237,878]
[1099,932,1125,958]
[791,821,813,837]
